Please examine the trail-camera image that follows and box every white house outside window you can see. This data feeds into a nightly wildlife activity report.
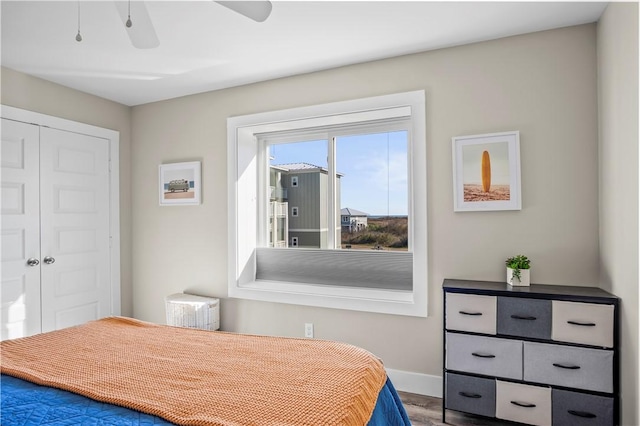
[227,91,427,317]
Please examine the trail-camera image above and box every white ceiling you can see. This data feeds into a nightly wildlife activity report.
[1,1,608,106]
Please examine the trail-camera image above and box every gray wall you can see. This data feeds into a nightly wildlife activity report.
[131,23,601,377]
[597,3,639,425]
[289,231,321,248]
[287,172,321,231]
[0,67,134,318]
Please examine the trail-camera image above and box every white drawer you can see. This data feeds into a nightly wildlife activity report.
[446,293,496,334]
[552,301,614,347]
[496,380,551,426]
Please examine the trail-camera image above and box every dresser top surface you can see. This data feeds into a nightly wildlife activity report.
[443,278,618,302]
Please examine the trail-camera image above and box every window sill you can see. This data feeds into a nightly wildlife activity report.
[229,279,427,317]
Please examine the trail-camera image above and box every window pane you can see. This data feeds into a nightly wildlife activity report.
[336,131,409,251]
[268,139,329,248]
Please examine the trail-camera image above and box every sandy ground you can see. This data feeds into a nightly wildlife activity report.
[340,243,408,252]
[163,191,194,199]
[463,184,510,202]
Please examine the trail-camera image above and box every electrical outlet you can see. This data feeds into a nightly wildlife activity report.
[304,323,314,338]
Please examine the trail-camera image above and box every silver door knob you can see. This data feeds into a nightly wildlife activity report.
[43,256,56,265]
[27,258,40,267]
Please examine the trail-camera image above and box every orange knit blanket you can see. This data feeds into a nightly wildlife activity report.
[0,317,386,425]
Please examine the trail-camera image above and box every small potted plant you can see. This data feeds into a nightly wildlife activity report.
[505,255,531,286]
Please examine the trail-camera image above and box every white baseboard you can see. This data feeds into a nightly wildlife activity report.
[385,368,443,398]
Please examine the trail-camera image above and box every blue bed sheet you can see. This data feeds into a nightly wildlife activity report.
[1,374,410,425]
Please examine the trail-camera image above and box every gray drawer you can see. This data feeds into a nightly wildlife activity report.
[523,341,613,393]
[497,297,551,340]
[552,389,613,426]
[445,373,495,418]
[446,333,522,380]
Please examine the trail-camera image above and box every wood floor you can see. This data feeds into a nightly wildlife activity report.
[398,391,508,426]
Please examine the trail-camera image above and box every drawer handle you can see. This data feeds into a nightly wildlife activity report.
[510,314,537,320]
[553,362,581,370]
[510,401,536,408]
[471,352,496,358]
[458,391,482,399]
[567,320,596,327]
[568,410,597,419]
[459,310,483,316]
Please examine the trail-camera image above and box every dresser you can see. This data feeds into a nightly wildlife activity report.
[443,279,619,426]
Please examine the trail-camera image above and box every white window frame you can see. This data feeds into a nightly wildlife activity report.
[227,91,427,317]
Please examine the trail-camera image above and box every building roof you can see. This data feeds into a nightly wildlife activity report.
[341,208,368,217]
[273,162,326,172]
[271,162,343,177]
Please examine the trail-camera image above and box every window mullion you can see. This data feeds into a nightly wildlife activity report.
[327,136,337,249]
[257,137,269,248]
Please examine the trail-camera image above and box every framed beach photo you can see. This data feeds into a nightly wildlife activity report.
[159,161,201,206]
[452,131,521,212]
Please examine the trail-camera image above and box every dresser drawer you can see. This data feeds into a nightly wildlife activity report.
[552,301,614,347]
[497,297,551,340]
[446,333,522,380]
[495,380,551,426]
[446,293,496,334]
[552,389,614,426]
[523,341,613,393]
[445,373,495,418]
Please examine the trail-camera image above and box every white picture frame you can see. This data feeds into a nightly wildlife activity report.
[452,131,521,212]
[159,161,201,206]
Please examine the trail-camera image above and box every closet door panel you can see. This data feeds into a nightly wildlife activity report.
[39,127,111,332]
[1,119,41,339]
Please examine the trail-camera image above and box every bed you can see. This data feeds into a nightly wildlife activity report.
[1,317,410,425]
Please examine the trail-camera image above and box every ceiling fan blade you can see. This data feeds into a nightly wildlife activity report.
[114,1,160,49]
[215,1,272,22]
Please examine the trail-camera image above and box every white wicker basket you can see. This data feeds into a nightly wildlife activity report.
[165,293,220,331]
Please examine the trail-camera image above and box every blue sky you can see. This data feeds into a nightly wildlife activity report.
[270,131,408,216]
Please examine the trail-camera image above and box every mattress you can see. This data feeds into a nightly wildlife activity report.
[1,317,411,425]
[1,375,410,425]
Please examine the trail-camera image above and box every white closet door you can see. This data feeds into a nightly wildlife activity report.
[39,127,111,332]
[1,119,42,340]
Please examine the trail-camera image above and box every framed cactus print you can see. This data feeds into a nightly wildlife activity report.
[452,131,521,212]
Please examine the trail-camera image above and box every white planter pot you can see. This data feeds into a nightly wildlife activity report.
[507,267,530,286]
